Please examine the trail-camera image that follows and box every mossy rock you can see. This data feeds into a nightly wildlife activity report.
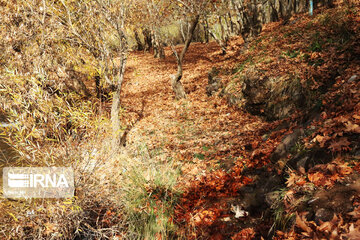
[222,67,309,120]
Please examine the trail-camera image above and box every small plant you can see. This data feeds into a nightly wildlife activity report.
[194,153,205,160]
[232,56,254,75]
[119,143,181,239]
[268,188,296,235]
[283,50,300,59]
[309,33,323,52]
[202,145,210,151]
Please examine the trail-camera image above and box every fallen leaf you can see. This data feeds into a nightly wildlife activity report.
[344,122,360,133]
[296,213,312,234]
[328,137,351,152]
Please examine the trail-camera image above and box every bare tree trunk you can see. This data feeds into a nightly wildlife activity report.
[208,16,229,55]
[158,43,165,59]
[142,28,152,52]
[170,15,199,100]
[111,29,128,148]
[203,20,210,43]
[152,28,165,59]
[111,83,122,146]
[134,30,144,51]
[227,12,235,34]
[269,0,280,22]
[180,20,187,43]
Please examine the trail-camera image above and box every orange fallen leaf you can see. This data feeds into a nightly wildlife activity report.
[308,172,326,186]
[345,122,360,133]
[296,213,312,234]
[328,137,351,152]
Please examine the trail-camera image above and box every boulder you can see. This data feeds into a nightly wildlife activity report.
[314,208,334,223]
[271,129,304,162]
[222,66,307,120]
[206,67,223,96]
[287,147,332,172]
[348,74,358,83]
[237,168,284,214]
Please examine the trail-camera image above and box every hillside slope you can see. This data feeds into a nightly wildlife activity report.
[0,1,359,239]
[119,3,359,239]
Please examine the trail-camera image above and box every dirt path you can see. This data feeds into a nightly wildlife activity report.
[117,39,282,238]
[121,39,272,180]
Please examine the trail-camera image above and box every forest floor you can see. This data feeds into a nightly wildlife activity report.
[122,37,268,182]
[0,2,359,239]
[113,4,360,239]
[116,38,279,239]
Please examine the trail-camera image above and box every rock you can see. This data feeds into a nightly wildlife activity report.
[206,67,223,96]
[308,182,358,223]
[242,73,270,106]
[208,67,220,81]
[283,129,303,147]
[287,148,332,172]
[265,191,280,207]
[222,66,307,120]
[237,169,284,213]
[296,156,310,172]
[56,67,91,98]
[271,129,304,162]
[206,77,222,96]
[348,75,358,83]
[315,208,334,223]
[65,69,91,98]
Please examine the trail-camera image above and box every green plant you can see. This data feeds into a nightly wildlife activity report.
[194,153,205,160]
[202,145,210,151]
[269,188,295,235]
[309,33,323,52]
[118,143,181,239]
[232,56,254,75]
[283,50,300,59]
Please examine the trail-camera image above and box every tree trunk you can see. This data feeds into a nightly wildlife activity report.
[153,28,165,59]
[227,12,235,34]
[142,28,152,52]
[207,16,229,55]
[170,15,199,100]
[180,20,187,43]
[111,41,127,148]
[134,30,144,51]
[158,43,165,59]
[111,83,122,146]
[203,20,210,43]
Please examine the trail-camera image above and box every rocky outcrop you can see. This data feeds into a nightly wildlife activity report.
[206,67,223,96]
[222,66,306,120]
[236,168,284,215]
[271,129,304,162]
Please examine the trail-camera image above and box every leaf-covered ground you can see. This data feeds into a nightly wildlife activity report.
[1,2,358,239]
[111,3,360,239]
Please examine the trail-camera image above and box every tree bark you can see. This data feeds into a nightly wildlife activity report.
[203,20,210,43]
[111,31,128,148]
[180,20,187,43]
[208,16,229,55]
[134,30,144,51]
[153,28,165,59]
[170,15,199,100]
[142,28,152,52]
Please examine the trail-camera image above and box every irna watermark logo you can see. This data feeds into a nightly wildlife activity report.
[3,167,74,198]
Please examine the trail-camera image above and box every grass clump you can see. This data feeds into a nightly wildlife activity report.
[119,143,181,239]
